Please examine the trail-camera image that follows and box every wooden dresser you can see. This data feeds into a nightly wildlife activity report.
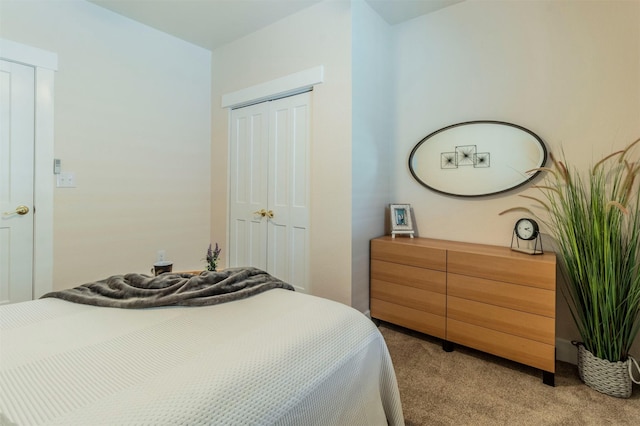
[370,236,557,385]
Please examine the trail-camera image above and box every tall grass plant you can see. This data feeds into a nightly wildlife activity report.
[503,138,640,362]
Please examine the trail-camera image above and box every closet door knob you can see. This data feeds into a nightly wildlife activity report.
[253,209,267,217]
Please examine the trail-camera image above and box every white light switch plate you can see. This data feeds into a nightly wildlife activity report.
[56,172,76,188]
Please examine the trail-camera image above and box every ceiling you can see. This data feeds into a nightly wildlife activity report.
[88,0,464,51]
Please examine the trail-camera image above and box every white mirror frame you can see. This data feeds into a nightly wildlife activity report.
[408,121,547,197]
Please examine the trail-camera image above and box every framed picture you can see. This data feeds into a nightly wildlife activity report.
[390,204,414,238]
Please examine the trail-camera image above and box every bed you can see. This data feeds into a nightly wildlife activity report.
[0,268,404,425]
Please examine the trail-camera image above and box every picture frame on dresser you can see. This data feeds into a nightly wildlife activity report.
[389,204,414,238]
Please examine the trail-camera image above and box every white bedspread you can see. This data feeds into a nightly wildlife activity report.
[0,289,404,425]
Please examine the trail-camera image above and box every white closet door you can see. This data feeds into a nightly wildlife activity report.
[228,92,310,293]
[267,93,310,292]
[229,102,269,270]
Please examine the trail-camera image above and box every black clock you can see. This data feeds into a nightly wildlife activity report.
[515,218,539,241]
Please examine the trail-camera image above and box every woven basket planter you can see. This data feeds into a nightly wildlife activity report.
[576,343,633,398]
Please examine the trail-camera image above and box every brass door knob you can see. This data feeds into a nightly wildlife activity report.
[3,205,29,216]
[253,209,267,217]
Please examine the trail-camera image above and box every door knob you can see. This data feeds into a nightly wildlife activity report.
[253,209,267,217]
[3,205,29,216]
[252,209,274,219]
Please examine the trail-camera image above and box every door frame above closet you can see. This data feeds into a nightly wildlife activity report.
[221,65,323,110]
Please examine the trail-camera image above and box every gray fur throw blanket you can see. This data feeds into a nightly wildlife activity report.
[41,267,294,309]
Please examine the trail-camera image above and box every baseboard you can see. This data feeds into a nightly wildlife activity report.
[556,338,577,365]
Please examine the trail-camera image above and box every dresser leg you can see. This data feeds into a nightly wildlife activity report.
[542,371,555,387]
[442,340,454,352]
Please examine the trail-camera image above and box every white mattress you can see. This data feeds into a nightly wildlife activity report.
[0,289,404,425]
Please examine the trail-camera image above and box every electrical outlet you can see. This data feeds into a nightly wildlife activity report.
[56,172,76,188]
[157,250,166,262]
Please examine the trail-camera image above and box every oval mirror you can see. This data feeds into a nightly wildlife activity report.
[408,121,547,197]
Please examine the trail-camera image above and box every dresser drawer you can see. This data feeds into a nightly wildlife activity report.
[447,296,554,345]
[371,259,446,294]
[371,279,446,316]
[371,239,446,271]
[447,318,555,372]
[447,250,555,290]
[371,298,446,338]
[447,273,555,318]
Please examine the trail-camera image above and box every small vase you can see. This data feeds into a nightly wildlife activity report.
[576,343,632,398]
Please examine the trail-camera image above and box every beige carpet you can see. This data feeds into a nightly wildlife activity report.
[378,322,640,425]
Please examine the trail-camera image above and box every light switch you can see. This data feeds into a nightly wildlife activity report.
[56,172,76,188]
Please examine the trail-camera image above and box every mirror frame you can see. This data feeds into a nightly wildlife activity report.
[408,120,547,197]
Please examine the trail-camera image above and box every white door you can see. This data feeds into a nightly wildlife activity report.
[266,94,310,291]
[0,60,35,304]
[229,101,270,270]
[229,92,311,293]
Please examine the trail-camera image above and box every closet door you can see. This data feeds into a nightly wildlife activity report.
[267,93,310,292]
[229,102,269,271]
[229,92,310,293]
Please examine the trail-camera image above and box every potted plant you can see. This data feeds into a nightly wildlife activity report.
[206,243,221,272]
[502,138,640,397]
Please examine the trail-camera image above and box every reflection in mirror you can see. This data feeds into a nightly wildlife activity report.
[408,121,547,197]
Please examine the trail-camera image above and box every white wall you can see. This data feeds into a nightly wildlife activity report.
[391,0,640,357]
[0,0,212,289]
[351,1,394,313]
[210,0,353,303]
